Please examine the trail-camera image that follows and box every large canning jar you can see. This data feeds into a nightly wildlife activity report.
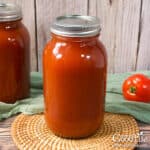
[0,3,30,103]
[43,15,107,138]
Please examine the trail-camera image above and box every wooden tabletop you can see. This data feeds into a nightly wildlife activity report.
[0,116,150,150]
[0,116,16,150]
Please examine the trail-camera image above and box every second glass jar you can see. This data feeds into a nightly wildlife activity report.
[0,3,30,103]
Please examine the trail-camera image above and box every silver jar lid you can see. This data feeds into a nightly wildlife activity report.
[0,3,22,22]
[51,15,101,37]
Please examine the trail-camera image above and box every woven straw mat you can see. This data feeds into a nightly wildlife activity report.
[11,113,139,150]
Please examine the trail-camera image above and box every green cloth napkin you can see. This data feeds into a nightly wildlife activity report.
[0,71,150,123]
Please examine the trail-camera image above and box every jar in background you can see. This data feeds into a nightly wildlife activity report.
[0,3,30,103]
[43,15,107,138]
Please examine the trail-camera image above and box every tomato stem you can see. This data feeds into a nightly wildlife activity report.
[129,86,136,93]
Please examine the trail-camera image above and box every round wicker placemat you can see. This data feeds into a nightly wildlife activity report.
[11,113,139,150]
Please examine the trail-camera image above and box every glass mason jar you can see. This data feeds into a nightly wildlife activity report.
[0,3,30,103]
[43,15,107,138]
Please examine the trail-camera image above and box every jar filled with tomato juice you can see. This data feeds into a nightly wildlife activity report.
[43,15,107,138]
[0,3,30,103]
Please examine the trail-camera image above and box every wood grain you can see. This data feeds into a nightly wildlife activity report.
[89,0,141,73]
[0,117,16,150]
[35,0,88,71]
[88,0,97,16]
[0,0,37,71]
[136,0,150,70]
[1,0,150,73]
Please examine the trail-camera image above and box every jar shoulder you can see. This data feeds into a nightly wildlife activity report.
[44,38,106,56]
[43,38,107,68]
[0,22,30,47]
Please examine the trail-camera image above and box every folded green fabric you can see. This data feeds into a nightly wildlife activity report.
[0,72,44,120]
[106,71,150,123]
[0,71,150,123]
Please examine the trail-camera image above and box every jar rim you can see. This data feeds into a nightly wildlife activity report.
[0,3,22,22]
[50,15,101,37]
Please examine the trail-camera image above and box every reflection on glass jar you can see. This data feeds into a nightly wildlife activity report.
[43,15,107,138]
[0,3,30,103]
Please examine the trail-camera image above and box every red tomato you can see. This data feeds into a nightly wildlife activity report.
[122,74,150,103]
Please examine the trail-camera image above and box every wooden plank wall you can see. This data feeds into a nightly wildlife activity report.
[3,0,150,73]
[36,0,88,71]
